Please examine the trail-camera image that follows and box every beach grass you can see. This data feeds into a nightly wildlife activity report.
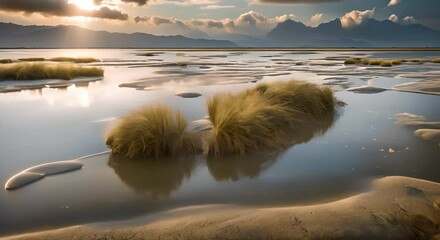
[344,57,438,67]
[0,63,103,80]
[50,57,99,63]
[106,81,340,158]
[106,104,196,159]
[0,59,13,64]
[380,61,393,67]
[204,81,338,156]
[18,58,46,62]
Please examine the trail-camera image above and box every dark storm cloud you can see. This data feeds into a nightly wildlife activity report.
[258,0,342,3]
[121,0,149,6]
[0,0,129,20]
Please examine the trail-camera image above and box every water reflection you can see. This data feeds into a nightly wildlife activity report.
[108,155,199,199]
[207,113,336,182]
[207,153,279,182]
[108,113,337,197]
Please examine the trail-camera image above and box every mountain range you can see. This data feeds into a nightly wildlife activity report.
[0,22,236,48]
[0,19,439,48]
[265,18,440,47]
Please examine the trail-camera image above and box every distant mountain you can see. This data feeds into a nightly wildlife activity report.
[0,22,237,48]
[266,19,440,47]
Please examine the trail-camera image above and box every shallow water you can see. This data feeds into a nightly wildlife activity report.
[0,49,439,236]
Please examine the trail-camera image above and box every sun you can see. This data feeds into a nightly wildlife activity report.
[68,0,97,10]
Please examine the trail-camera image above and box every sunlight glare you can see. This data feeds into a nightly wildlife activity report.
[68,0,96,10]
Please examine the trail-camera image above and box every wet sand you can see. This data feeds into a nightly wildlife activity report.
[4,176,439,240]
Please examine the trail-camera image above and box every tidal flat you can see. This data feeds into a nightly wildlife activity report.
[0,49,439,239]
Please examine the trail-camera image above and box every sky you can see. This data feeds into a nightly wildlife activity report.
[0,0,439,38]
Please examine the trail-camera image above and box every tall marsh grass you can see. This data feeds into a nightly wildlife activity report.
[105,81,341,159]
[0,59,13,64]
[50,57,99,63]
[204,81,338,156]
[106,104,196,158]
[0,63,103,80]
[345,57,438,67]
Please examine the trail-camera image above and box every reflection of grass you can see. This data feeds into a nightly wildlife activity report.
[345,58,438,67]
[106,104,196,158]
[108,154,196,199]
[0,63,103,80]
[18,58,46,62]
[204,81,338,156]
[0,59,13,64]
[50,57,99,63]
[207,113,335,181]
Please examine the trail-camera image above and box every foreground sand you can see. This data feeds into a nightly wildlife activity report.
[3,176,440,240]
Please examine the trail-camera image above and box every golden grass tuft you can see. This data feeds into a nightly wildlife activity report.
[343,57,437,67]
[50,57,99,63]
[344,58,361,64]
[380,61,393,67]
[18,57,46,62]
[105,81,341,159]
[204,81,338,156]
[0,63,103,80]
[0,59,13,64]
[106,104,196,159]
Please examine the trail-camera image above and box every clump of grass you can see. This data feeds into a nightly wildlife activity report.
[50,57,99,63]
[0,59,13,64]
[18,58,46,62]
[174,62,188,67]
[204,81,338,156]
[106,104,196,159]
[344,57,435,67]
[105,81,341,159]
[344,58,361,64]
[368,59,382,65]
[380,61,393,67]
[0,63,103,80]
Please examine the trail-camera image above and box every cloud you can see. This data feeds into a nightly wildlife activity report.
[388,14,398,23]
[275,14,296,23]
[403,16,416,24]
[148,0,219,6]
[310,13,323,27]
[133,16,210,38]
[340,8,375,29]
[0,0,128,20]
[121,0,149,6]
[252,0,342,4]
[236,11,267,27]
[387,0,401,7]
[200,5,235,10]
[133,11,295,38]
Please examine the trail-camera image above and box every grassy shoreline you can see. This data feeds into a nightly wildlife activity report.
[0,62,103,80]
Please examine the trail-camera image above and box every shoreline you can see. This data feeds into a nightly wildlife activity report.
[3,176,440,240]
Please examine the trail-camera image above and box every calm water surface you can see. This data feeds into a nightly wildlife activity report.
[0,49,439,236]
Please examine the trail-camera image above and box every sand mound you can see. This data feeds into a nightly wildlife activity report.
[4,176,440,240]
